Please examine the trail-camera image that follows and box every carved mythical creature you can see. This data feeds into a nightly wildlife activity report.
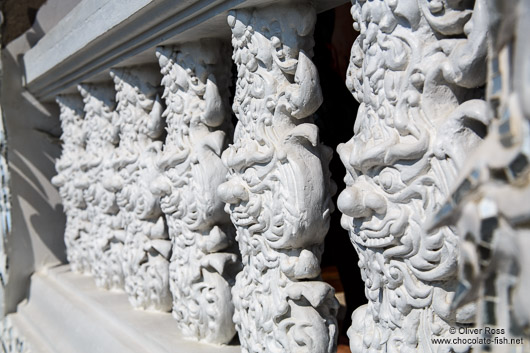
[110,67,171,311]
[90,173,125,290]
[75,84,123,288]
[76,85,120,277]
[338,0,491,351]
[52,94,89,274]
[218,5,338,352]
[430,0,530,350]
[153,41,239,343]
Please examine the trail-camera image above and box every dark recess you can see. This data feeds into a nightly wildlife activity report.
[1,0,46,47]
[312,3,364,346]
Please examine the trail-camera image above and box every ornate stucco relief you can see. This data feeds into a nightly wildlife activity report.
[77,84,120,285]
[52,94,88,275]
[110,67,171,311]
[430,0,530,350]
[0,316,30,353]
[154,42,239,343]
[338,0,490,351]
[219,4,339,352]
[86,89,125,292]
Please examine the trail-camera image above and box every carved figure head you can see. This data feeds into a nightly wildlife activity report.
[220,5,331,261]
[338,0,489,351]
[110,67,164,145]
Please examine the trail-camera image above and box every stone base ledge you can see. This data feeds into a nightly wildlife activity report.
[8,265,240,353]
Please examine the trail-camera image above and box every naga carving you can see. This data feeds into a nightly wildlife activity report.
[110,67,171,310]
[52,94,89,274]
[430,0,530,350]
[153,41,239,343]
[338,0,490,351]
[218,5,338,352]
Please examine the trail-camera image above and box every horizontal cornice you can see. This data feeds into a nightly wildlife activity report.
[23,0,346,101]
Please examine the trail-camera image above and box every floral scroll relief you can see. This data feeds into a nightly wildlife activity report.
[110,67,171,311]
[338,0,491,352]
[76,83,122,288]
[52,94,89,274]
[0,316,30,353]
[154,42,239,343]
[430,0,530,350]
[218,5,339,352]
[79,84,120,278]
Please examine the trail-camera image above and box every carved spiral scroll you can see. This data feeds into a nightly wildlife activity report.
[339,0,489,352]
[154,41,240,343]
[219,4,339,352]
[110,67,171,311]
[53,94,89,274]
[430,0,530,350]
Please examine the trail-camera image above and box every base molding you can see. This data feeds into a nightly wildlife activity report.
[6,265,240,353]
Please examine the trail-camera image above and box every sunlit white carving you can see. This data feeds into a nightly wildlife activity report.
[219,5,339,352]
[53,93,90,274]
[110,67,171,311]
[76,84,121,288]
[430,0,530,350]
[154,41,239,343]
[0,317,30,353]
[338,1,490,351]
[0,108,10,292]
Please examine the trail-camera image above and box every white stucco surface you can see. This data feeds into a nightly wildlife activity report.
[12,265,241,353]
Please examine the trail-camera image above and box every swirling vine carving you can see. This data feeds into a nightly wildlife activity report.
[430,0,530,350]
[338,1,490,351]
[110,67,171,311]
[219,4,338,352]
[52,94,89,274]
[153,41,240,343]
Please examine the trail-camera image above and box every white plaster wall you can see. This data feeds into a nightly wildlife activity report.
[0,0,82,316]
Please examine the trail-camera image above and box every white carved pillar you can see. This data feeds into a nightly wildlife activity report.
[219,5,339,352]
[110,67,171,311]
[52,95,89,274]
[154,42,239,343]
[0,85,9,310]
[78,84,119,282]
[338,1,490,352]
[76,84,126,290]
[0,316,29,353]
[429,0,530,350]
